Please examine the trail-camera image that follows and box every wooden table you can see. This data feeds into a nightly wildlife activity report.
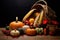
[0,28,60,40]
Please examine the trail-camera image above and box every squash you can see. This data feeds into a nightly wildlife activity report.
[10,29,20,37]
[9,17,24,29]
[22,25,30,31]
[35,27,43,35]
[25,28,36,36]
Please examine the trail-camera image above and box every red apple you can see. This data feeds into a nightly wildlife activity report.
[42,19,48,24]
[24,20,30,25]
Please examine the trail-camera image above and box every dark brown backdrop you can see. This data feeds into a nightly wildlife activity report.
[0,0,60,27]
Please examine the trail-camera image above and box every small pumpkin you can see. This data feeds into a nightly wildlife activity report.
[9,17,24,29]
[10,29,20,37]
[35,27,43,35]
[25,28,36,36]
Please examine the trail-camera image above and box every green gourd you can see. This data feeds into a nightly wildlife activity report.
[35,27,43,35]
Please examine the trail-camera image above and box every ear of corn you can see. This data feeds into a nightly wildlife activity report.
[38,10,44,25]
[33,14,40,27]
[22,9,36,21]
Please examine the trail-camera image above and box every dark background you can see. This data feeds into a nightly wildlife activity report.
[0,0,60,27]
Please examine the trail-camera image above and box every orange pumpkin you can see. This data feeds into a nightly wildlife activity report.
[9,21,24,29]
[25,28,36,35]
[9,17,24,29]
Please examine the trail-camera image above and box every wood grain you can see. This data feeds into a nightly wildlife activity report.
[0,28,60,40]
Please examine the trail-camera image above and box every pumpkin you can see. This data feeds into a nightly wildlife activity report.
[35,27,43,35]
[9,17,24,29]
[25,28,36,36]
[10,29,20,37]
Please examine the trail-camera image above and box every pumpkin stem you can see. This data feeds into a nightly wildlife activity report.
[16,17,18,22]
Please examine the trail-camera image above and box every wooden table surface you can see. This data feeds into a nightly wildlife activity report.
[0,28,60,40]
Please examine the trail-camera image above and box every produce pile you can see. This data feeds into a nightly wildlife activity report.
[2,17,46,37]
[1,16,58,37]
[2,0,59,37]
